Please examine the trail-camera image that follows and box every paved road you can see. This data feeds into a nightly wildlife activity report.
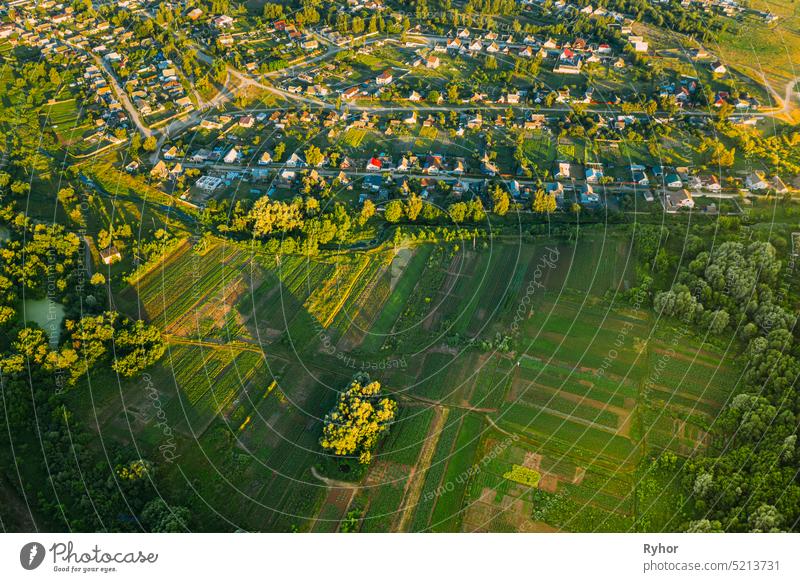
[94,55,153,139]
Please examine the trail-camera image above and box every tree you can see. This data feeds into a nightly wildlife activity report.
[142,499,190,532]
[305,145,324,167]
[532,189,556,213]
[447,83,460,103]
[405,193,423,221]
[448,201,468,222]
[708,309,729,334]
[384,200,404,223]
[359,199,375,226]
[273,142,286,161]
[112,319,166,377]
[320,378,397,464]
[468,197,485,222]
[491,185,510,216]
[142,136,157,152]
[129,132,141,157]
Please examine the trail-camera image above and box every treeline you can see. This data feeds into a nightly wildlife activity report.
[632,222,799,531]
[0,207,182,531]
[0,366,188,531]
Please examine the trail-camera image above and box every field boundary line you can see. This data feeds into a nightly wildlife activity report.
[396,406,450,532]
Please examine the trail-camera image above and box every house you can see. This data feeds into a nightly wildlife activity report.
[665,173,682,189]
[376,70,393,85]
[223,147,239,164]
[555,161,571,180]
[466,113,483,129]
[423,154,444,174]
[99,246,121,265]
[239,115,254,128]
[481,153,499,176]
[468,39,483,52]
[363,175,383,191]
[500,92,521,105]
[667,189,694,210]
[710,61,727,75]
[554,48,582,74]
[447,38,462,51]
[342,87,360,101]
[425,55,440,69]
[745,172,769,191]
[200,119,223,131]
[578,183,599,204]
[279,170,296,185]
[545,182,564,202]
[366,157,383,171]
[524,114,546,130]
[150,161,169,180]
[258,151,273,165]
[772,175,789,194]
[195,175,223,192]
[408,90,422,102]
[632,169,649,186]
[585,165,604,183]
[453,179,470,196]
[285,153,306,168]
[213,15,235,29]
[701,175,721,192]
[628,35,648,52]
[163,146,179,160]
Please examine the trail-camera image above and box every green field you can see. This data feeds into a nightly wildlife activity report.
[71,229,744,532]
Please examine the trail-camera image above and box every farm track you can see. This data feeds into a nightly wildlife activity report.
[396,407,450,532]
[310,466,358,489]
[164,334,265,355]
[395,392,498,414]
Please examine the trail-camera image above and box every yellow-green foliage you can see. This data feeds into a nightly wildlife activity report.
[503,464,541,488]
[320,380,397,464]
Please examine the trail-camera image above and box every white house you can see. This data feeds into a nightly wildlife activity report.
[223,147,239,164]
[745,172,769,191]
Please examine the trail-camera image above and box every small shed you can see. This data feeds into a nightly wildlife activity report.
[100,246,122,265]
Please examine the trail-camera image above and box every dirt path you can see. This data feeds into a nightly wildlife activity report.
[395,392,498,413]
[395,407,450,532]
[750,70,800,121]
[164,334,265,354]
[310,466,358,489]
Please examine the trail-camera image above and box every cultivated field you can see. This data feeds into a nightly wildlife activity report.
[78,231,743,531]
